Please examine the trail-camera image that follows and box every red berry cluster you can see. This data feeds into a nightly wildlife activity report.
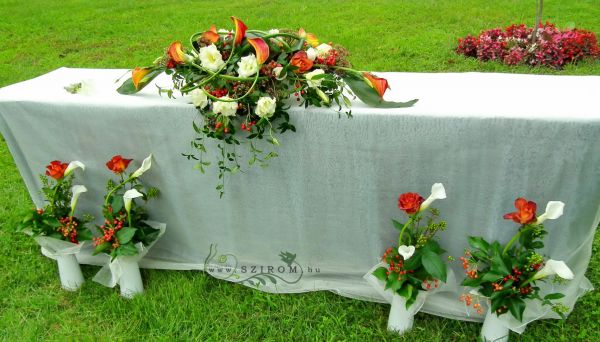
[240,120,256,132]
[293,90,306,102]
[422,278,439,290]
[93,216,125,249]
[459,294,483,314]
[460,251,478,279]
[315,43,340,66]
[205,86,227,98]
[58,216,79,243]
[381,247,415,281]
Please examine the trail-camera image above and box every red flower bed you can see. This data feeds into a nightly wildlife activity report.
[456,23,599,69]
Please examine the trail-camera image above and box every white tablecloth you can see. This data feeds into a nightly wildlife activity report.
[1,68,598,322]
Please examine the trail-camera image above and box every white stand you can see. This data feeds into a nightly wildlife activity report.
[481,309,510,342]
[387,294,415,334]
[118,257,144,299]
[56,253,84,291]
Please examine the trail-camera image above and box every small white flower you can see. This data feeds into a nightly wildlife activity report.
[212,96,238,117]
[190,89,209,109]
[64,161,85,176]
[131,154,152,178]
[272,66,285,80]
[533,259,574,280]
[315,43,333,58]
[305,69,325,88]
[123,189,144,213]
[420,183,446,212]
[268,29,280,35]
[398,245,416,260]
[306,48,317,61]
[199,44,225,72]
[237,54,259,78]
[183,53,196,64]
[255,97,276,118]
[536,201,565,224]
[70,185,87,212]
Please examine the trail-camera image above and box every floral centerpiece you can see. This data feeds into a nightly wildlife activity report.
[117,17,417,196]
[91,154,164,298]
[460,197,574,342]
[369,183,449,334]
[16,160,92,290]
[456,22,599,69]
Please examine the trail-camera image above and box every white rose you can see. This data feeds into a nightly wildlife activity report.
[190,89,209,109]
[315,43,333,58]
[212,96,238,117]
[305,69,325,88]
[255,97,276,118]
[237,54,259,78]
[306,48,317,61]
[199,44,225,72]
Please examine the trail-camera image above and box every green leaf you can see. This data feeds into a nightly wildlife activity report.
[117,68,164,94]
[77,229,93,241]
[373,267,388,281]
[111,195,124,213]
[392,219,404,231]
[397,283,413,300]
[508,297,526,322]
[93,242,111,255]
[343,74,418,108]
[421,250,447,282]
[403,252,422,270]
[544,293,565,300]
[468,236,490,253]
[481,271,504,283]
[116,227,137,244]
[117,243,138,256]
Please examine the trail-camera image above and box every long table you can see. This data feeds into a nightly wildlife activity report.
[1,68,598,324]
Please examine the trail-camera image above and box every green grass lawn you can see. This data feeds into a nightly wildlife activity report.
[1,0,599,340]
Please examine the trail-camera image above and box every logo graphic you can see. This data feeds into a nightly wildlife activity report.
[203,244,319,288]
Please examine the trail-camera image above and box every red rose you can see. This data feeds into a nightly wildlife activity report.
[398,192,424,214]
[45,160,69,180]
[290,51,314,73]
[106,155,132,174]
[503,197,537,225]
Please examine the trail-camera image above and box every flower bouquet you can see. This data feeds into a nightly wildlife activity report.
[16,160,92,290]
[91,154,165,298]
[460,198,573,342]
[366,183,450,334]
[117,16,417,196]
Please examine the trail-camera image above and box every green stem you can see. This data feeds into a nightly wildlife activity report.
[104,176,133,208]
[502,226,535,255]
[398,216,414,246]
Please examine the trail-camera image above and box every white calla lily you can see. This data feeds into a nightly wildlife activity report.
[64,161,85,176]
[398,245,416,260]
[419,183,446,212]
[536,201,565,224]
[533,259,574,280]
[123,189,144,213]
[70,185,87,215]
[131,154,152,178]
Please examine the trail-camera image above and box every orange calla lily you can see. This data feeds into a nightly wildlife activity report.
[298,28,319,47]
[247,37,270,64]
[132,67,152,89]
[168,41,185,64]
[202,24,219,43]
[363,72,390,98]
[231,16,247,46]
